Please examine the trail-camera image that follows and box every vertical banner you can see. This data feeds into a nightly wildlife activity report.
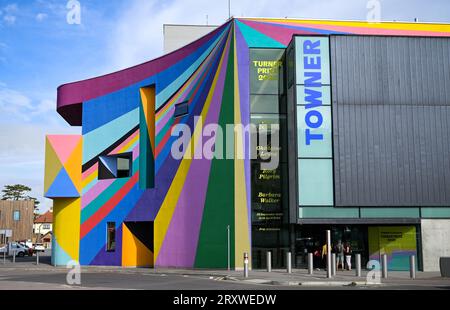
[295,37,333,207]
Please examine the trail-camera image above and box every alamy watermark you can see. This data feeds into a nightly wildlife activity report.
[170,116,280,170]
[66,0,81,25]
[366,260,381,284]
[66,260,81,285]
[366,0,381,23]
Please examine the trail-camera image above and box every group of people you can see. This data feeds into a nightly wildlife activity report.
[313,240,352,270]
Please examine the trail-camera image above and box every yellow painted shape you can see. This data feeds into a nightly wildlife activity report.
[82,169,98,189]
[154,30,233,261]
[116,133,139,155]
[245,18,450,33]
[53,198,81,261]
[140,87,156,154]
[64,138,82,193]
[122,223,154,267]
[233,26,251,269]
[44,136,63,193]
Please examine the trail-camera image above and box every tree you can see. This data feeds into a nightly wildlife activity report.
[1,184,40,209]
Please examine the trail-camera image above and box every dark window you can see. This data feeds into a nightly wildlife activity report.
[106,222,116,252]
[13,211,20,221]
[173,101,189,118]
[98,152,132,180]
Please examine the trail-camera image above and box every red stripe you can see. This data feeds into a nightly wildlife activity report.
[80,172,139,239]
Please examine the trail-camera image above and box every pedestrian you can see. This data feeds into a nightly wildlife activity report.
[335,240,344,271]
[344,241,352,270]
[322,241,328,270]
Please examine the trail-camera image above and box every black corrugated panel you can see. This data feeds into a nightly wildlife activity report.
[331,35,450,206]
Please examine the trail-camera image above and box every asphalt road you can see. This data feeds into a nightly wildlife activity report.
[0,254,449,290]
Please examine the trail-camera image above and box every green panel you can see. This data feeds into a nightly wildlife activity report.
[297,85,331,105]
[295,37,330,85]
[421,208,450,218]
[298,159,333,206]
[299,206,359,218]
[250,49,284,95]
[194,36,235,269]
[235,20,285,49]
[360,208,420,218]
[139,104,155,189]
[297,105,332,158]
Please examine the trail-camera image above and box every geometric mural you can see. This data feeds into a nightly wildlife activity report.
[44,135,82,198]
[46,18,450,268]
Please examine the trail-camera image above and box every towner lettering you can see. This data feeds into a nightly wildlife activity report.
[303,39,324,145]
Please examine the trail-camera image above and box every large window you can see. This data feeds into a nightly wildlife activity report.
[98,153,132,180]
[106,222,116,252]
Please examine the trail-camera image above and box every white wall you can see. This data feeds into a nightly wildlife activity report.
[421,219,450,271]
[163,24,217,54]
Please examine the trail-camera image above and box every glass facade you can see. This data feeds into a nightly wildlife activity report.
[250,48,289,269]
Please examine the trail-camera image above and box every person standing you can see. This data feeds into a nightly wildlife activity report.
[344,241,352,270]
[335,240,344,271]
[321,242,328,270]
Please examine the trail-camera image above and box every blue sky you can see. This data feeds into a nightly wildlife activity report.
[0,0,449,213]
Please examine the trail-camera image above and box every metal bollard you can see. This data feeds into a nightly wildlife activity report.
[308,253,313,275]
[287,252,292,274]
[266,251,272,272]
[243,252,249,278]
[12,250,16,263]
[3,251,5,264]
[331,253,336,276]
[355,254,361,277]
[382,254,388,279]
[410,255,416,280]
[36,250,40,265]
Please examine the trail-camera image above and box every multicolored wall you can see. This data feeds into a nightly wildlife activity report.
[369,226,418,271]
[46,18,450,268]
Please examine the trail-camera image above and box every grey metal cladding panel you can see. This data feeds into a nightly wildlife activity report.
[331,35,450,206]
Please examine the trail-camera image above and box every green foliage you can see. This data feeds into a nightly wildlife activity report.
[1,184,40,208]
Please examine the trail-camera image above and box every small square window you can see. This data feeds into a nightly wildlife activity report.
[173,101,189,118]
[13,211,20,221]
[98,152,132,180]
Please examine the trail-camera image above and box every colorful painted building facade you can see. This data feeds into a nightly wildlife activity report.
[44,18,450,271]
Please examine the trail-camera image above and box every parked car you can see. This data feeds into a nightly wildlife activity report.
[0,245,7,254]
[8,243,33,257]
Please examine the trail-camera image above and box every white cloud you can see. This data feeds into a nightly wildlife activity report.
[36,13,48,22]
[3,14,16,25]
[1,3,17,25]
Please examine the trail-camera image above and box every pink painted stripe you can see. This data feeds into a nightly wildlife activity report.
[82,143,139,209]
[108,130,139,155]
[239,19,313,45]
[82,179,114,209]
[82,163,98,180]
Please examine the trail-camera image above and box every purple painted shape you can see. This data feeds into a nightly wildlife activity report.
[155,32,232,268]
[125,31,229,223]
[155,31,231,268]
[235,24,252,244]
[57,22,231,125]
[89,225,123,266]
[82,179,114,209]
